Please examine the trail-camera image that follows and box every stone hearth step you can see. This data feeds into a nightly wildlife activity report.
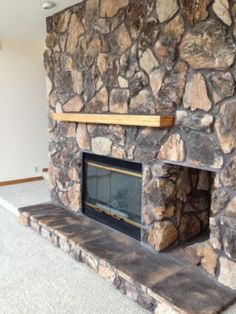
[19,203,236,314]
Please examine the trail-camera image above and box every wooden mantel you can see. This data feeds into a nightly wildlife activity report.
[51,113,174,128]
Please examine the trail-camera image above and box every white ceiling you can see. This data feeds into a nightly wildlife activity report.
[0,0,83,42]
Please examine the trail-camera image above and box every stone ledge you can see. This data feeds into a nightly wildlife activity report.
[19,203,236,314]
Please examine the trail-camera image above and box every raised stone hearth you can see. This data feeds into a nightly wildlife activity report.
[44,0,236,298]
[19,203,236,314]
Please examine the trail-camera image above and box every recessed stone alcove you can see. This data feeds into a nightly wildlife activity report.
[45,0,236,289]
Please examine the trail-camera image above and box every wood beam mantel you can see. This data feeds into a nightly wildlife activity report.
[51,113,174,128]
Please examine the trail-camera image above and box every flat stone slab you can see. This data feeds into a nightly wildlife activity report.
[19,203,236,313]
[150,268,236,314]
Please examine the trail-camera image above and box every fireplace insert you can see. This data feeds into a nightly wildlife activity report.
[83,153,142,240]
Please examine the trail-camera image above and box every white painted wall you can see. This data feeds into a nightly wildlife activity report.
[0,38,48,181]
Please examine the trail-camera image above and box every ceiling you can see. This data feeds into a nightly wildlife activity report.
[0,0,83,42]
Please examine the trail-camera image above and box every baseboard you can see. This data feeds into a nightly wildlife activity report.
[0,176,44,187]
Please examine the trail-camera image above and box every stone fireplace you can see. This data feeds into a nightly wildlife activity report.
[45,0,236,289]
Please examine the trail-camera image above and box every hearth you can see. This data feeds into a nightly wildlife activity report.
[83,153,142,240]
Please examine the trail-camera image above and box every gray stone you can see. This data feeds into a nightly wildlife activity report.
[187,133,223,169]
[177,112,213,133]
[215,96,236,153]
[180,19,236,70]
[91,137,112,156]
[130,89,155,114]
[110,89,129,113]
[218,257,236,289]
[221,156,236,188]
[207,71,234,104]
[211,190,229,215]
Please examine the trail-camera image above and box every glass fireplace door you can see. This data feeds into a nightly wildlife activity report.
[83,153,142,239]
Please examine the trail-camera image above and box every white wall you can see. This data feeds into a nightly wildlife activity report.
[0,38,48,181]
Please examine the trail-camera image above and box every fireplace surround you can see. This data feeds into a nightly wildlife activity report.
[45,0,236,289]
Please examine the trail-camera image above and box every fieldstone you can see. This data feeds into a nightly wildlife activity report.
[126,0,145,40]
[83,65,101,101]
[154,15,185,70]
[113,23,132,54]
[76,124,91,150]
[55,10,71,33]
[85,87,109,113]
[160,61,187,105]
[179,0,211,25]
[233,3,236,38]
[129,72,149,97]
[225,197,236,215]
[183,73,211,112]
[179,215,201,241]
[98,261,115,281]
[46,32,57,48]
[71,70,83,95]
[151,204,175,220]
[218,257,236,289]
[177,111,214,133]
[136,128,168,149]
[63,96,84,112]
[196,243,218,275]
[188,191,211,212]
[97,53,120,86]
[66,13,84,54]
[130,89,155,114]
[221,215,236,260]
[144,178,176,207]
[221,156,236,188]
[215,96,236,154]
[187,133,223,169]
[180,19,236,70]
[210,217,222,250]
[148,221,178,251]
[118,76,128,88]
[120,45,139,78]
[197,171,210,191]
[110,89,129,113]
[213,0,231,26]
[207,71,234,104]
[112,146,126,159]
[149,68,165,96]
[139,48,159,74]
[67,166,78,182]
[156,0,179,23]
[139,17,160,49]
[100,0,128,17]
[91,137,112,156]
[108,125,126,145]
[83,34,102,68]
[67,183,81,211]
[158,134,185,162]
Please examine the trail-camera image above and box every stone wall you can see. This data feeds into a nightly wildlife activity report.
[45,0,236,288]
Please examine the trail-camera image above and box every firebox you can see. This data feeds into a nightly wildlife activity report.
[83,153,142,240]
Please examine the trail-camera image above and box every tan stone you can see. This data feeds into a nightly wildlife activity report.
[115,23,132,54]
[100,0,129,17]
[179,0,211,25]
[91,137,112,156]
[110,89,129,114]
[225,197,236,215]
[56,10,71,33]
[183,73,211,112]
[66,13,84,54]
[196,243,218,275]
[215,96,236,154]
[156,0,179,23]
[67,183,81,212]
[151,205,175,220]
[149,68,165,96]
[139,48,159,74]
[85,87,109,113]
[48,164,60,188]
[158,134,185,162]
[218,257,236,289]
[213,0,231,26]
[112,146,126,159]
[118,76,128,88]
[98,261,115,281]
[65,123,76,138]
[19,214,29,226]
[76,124,91,150]
[148,221,178,251]
[67,167,78,182]
[180,19,236,70]
[130,90,155,114]
[71,71,83,95]
[46,32,57,48]
[63,95,84,112]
